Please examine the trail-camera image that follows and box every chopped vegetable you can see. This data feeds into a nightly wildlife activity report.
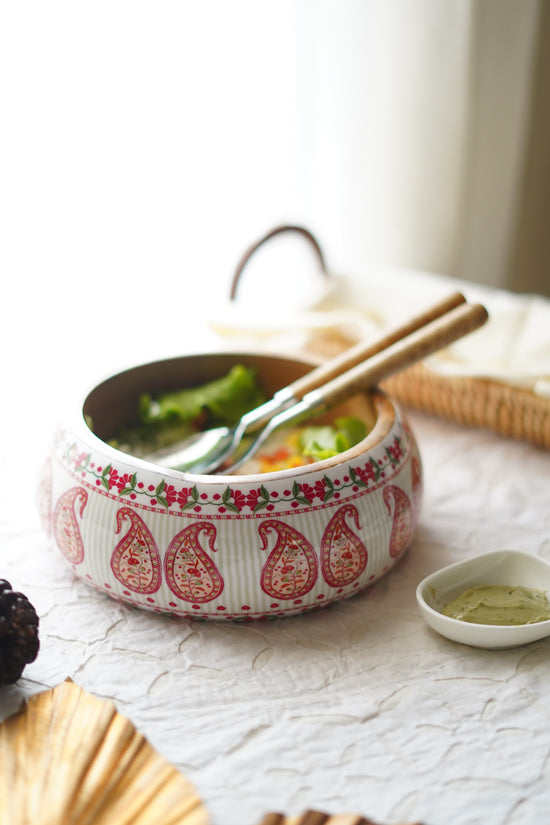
[239,416,368,474]
[299,416,368,462]
[139,364,265,429]
[111,364,266,456]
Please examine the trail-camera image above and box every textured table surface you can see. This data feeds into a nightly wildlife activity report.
[1,320,550,825]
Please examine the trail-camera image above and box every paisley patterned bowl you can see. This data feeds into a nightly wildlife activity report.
[37,351,423,620]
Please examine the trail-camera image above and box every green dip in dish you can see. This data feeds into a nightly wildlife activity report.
[442,585,550,626]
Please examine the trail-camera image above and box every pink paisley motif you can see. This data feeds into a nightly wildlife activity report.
[164,522,224,603]
[383,485,413,559]
[320,504,368,587]
[111,507,161,594]
[259,520,318,600]
[37,457,53,537]
[53,486,88,564]
[411,455,423,518]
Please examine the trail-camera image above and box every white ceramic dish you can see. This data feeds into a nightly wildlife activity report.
[416,550,550,648]
[37,351,423,621]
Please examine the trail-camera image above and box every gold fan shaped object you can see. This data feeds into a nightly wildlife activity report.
[0,680,209,825]
[0,681,420,825]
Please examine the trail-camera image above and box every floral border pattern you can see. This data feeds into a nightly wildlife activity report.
[56,428,410,517]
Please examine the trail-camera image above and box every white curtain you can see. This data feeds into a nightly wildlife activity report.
[298,0,542,292]
[296,0,475,280]
[0,0,545,373]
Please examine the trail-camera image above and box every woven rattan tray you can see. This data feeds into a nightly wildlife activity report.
[381,363,550,450]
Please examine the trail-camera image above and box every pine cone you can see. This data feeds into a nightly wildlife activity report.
[0,579,40,685]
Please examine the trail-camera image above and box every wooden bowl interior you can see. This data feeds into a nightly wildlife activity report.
[84,352,321,441]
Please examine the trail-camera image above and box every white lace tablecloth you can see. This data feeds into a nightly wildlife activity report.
[2,285,550,825]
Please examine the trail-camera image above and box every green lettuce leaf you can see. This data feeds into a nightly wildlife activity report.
[112,364,265,455]
[299,416,367,461]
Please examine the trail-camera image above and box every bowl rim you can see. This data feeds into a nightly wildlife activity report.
[73,351,401,485]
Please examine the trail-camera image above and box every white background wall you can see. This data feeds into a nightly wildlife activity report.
[0,0,544,430]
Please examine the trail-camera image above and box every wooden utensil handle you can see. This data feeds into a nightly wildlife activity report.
[308,302,488,408]
[287,291,467,399]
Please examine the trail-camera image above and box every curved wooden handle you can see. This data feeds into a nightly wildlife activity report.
[287,291,467,399]
[229,224,328,301]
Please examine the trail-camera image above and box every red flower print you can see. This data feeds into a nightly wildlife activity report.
[299,484,315,503]
[313,479,327,500]
[353,462,376,485]
[387,438,403,462]
[163,484,178,507]
[244,488,264,510]
[108,469,132,493]
[231,489,247,512]
[74,451,88,469]
[177,488,193,508]
[107,469,119,489]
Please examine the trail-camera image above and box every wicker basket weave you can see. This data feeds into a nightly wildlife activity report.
[381,363,550,450]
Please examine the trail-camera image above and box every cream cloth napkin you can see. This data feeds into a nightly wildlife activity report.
[208,267,550,398]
